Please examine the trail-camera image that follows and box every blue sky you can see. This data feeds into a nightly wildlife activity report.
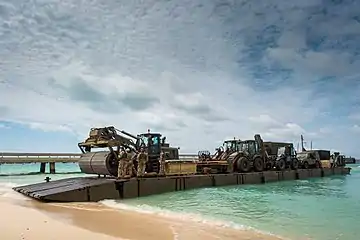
[0,0,359,156]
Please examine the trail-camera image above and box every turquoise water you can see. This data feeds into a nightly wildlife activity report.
[0,163,359,240]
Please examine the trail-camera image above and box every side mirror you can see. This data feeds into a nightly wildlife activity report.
[177,147,180,150]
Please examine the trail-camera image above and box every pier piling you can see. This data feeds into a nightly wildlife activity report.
[40,163,46,173]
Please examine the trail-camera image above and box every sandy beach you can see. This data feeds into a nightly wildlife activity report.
[0,195,283,240]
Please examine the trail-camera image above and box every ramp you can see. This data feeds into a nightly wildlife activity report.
[13,177,120,202]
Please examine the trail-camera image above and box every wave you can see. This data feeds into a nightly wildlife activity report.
[100,199,284,239]
[0,181,29,201]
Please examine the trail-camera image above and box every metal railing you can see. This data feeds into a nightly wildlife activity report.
[0,152,82,164]
[0,152,198,164]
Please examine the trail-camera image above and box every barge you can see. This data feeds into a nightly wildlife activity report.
[12,126,351,202]
[13,168,350,202]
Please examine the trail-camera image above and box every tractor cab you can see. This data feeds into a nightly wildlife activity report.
[213,139,241,160]
[137,132,162,155]
[137,130,179,173]
[223,140,239,152]
[277,145,296,157]
[237,140,259,156]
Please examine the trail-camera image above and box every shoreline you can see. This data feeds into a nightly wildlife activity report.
[0,196,284,240]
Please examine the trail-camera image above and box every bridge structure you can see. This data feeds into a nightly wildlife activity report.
[0,152,198,174]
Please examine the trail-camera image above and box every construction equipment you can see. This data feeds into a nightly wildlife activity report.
[262,141,299,170]
[213,139,242,160]
[226,134,274,173]
[197,135,297,173]
[264,141,293,156]
[137,131,179,173]
[297,150,326,169]
[77,126,179,177]
[275,145,299,170]
[330,152,346,167]
[196,139,241,174]
[336,154,346,167]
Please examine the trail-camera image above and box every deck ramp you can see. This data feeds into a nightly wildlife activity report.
[13,177,119,202]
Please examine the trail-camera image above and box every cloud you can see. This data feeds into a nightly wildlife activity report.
[0,0,358,155]
[352,125,360,133]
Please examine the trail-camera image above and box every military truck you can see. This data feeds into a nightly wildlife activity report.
[296,149,327,169]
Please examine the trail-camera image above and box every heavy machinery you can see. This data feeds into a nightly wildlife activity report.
[262,141,299,170]
[264,141,293,157]
[77,126,179,177]
[226,134,272,173]
[197,135,299,173]
[275,145,299,170]
[297,150,325,168]
[335,153,346,167]
[196,139,241,174]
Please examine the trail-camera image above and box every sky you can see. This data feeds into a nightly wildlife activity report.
[0,0,359,156]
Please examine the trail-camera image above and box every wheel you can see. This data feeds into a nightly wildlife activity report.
[314,161,321,169]
[253,157,264,172]
[265,162,273,170]
[303,161,309,169]
[237,157,250,172]
[291,158,299,170]
[276,158,286,171]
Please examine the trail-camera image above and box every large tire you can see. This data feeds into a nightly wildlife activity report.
[237,157,250,172]
[276,158,286,171]
[265,162,273,170]
[291,158,299,170]
[303,161,309,169]
[253,157,264,172]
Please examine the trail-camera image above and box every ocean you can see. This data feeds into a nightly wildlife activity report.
[0,163,358,240]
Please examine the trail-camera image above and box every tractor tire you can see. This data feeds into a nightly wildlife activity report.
[291,158,299,170]
[265,162,273,171]
[253,157,264,172]
[276,158,286,171]
[237,157,250,172]
[303,161,309,169]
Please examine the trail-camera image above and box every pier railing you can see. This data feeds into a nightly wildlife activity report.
[0,152,198,164]
[0,152,198,174]
[0,152,82,164]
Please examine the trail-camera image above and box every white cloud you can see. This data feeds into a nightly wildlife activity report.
[352,125,360,133]
[1,61,324,152]
[0,0,357,156]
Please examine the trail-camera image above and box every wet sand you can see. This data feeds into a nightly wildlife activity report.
[0,197,283,240]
